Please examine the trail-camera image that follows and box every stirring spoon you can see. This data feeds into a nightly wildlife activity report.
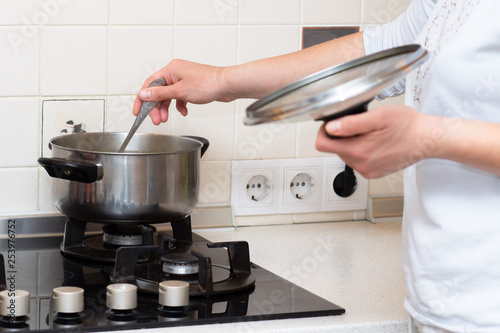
[118,78,167,153]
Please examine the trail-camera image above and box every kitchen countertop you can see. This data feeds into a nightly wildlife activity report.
[111,220,408,333]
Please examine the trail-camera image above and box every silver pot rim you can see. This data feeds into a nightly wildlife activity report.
[48,132,204,156]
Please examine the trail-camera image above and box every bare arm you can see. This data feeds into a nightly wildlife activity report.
[134,32,365,124]
[220,31,365,100]
[432,116,500,176]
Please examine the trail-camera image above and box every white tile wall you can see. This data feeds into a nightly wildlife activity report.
[39,169,57,213]
[171,101,236,161]
[238,26,300,64]
[0,98,40,167]
[198,161,231,205]
[42,0,109,25]
[240,0,301,25]
[0,0,41,25]
[41,27,107,96]
[368,172,404,196]
[107,26,173,95]
[174,26,238,66]
[362,0,413,25]
[0,0,412,223]
[0,26,40,96]
[234,99,296,160]
[296,120,330,158]
[302,0,362,26]
[109,0,174,25]
[0,168,38,213]
[175,0,238,25]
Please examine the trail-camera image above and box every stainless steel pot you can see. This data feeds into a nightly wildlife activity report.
[38,133,209,224]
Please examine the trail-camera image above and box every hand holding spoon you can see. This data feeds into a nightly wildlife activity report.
[118,78,167,153]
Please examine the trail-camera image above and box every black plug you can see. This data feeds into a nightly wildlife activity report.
[333,165,357,198]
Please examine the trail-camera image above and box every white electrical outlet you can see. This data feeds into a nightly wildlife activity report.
[281,158,322,213]
[231,160,280,216]
[231,157,368,216]
[321,157,368,211]
[246,174,271,202]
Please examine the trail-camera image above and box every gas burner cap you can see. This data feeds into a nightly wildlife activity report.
[102,225,143,246]
[161,253,199,275]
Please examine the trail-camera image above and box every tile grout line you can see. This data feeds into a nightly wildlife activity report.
[104,0,111,132]
[38,0,43,212]
[296,0,303,158]
[170,0,178,136]
[360,0,365,29]
[231,0,242,161]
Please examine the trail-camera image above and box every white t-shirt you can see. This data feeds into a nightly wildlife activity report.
[364,0,500,331]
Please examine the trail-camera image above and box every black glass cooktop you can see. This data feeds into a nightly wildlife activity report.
[0,216,344,332]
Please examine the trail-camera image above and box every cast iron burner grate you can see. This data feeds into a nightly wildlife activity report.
[59,216,193,263]
[110,234,256,296]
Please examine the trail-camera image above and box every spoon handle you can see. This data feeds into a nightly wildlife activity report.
[118,78,167,153]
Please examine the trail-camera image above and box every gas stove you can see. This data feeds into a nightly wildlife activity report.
[0,215,344,332]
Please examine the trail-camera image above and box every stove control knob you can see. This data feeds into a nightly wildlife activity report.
[52,287,84,314]
[0,290,30,317]
[106,284,137,310]
[159,281,189,307]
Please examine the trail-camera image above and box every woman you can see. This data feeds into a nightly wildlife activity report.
[134,0,500,331]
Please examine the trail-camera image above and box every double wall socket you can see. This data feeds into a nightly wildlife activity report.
[231,157,368,216]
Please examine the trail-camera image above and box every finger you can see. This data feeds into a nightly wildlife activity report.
[315,123,345,153]
[141,73,165,90]
[133,95,143,116]
[134,75,163,115]
[149,106,162,125]
[159,101,171,123]
[316,123,365,159]
[139,85,179,102]
[176,100,188,117]
[325,112,380,137]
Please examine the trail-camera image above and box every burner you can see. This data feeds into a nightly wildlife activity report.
[102,225,143,246]
[111,241,256,296]
[161,253,199,275]
[59,216,193,263]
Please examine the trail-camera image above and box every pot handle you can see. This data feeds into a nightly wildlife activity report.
[38,157,103,183]
[182,136,210,157]
[317,102,369,198]
[318,100,370,125]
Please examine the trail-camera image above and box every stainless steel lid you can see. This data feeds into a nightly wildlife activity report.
[244,44,428,125]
